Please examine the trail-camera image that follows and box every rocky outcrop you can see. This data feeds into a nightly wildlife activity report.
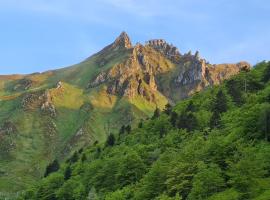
[89,44,170,102]
[22,93,42,109]
[0,121,17,155]
[13,78,33,91]
[21,90,57,117]
[0,121,17,136]
[40,91,57,117]
[146,39,181,63]
[88,34,251,103]
[112,31,132,49]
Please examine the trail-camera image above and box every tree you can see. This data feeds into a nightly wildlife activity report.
[81,153,87,162]
[212,90,227,113]
[37,173,64,199]
[64,165,72,180]
[138,120,143,128]
[210,90,228,128]
[70,151,79,163]
[119,125,126,135]
[226,79,244,106]
[186,101,196,112]
[44,159,60,177]
[166,162,197,199]
[152,107,161,119]
[87,187,99,200]
[177,112,197,132]
[106,134,115,147]
[188,163,225,200]
[170,111,178,127]
[164,103,173,115]
[56,179,86,200]
[116,151,146,187]
[262,63,270,83]
[125,125,131,134]
[258,106,270,141]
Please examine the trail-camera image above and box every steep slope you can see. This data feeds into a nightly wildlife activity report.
[19,61,270,200]
[0,32,250,196]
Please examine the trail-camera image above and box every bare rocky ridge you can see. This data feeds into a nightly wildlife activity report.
[88,32,251,103]
[146,39,181,63]
[113,31,132,49]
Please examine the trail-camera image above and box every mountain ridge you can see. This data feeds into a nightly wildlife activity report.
[0,31,251,196]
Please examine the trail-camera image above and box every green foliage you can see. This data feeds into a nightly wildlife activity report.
[36,173,64,200]
[210,90,228,128]
[188,163,225,200]
[18,62,270,200]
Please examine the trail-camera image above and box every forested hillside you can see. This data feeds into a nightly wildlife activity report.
[18,61,270,200]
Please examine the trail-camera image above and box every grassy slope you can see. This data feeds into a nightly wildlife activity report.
[0,46,171,197]
[17,61,270,200]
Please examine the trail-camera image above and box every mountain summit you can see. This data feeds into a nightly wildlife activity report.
[113,31,132,49]
[0,32,250,195]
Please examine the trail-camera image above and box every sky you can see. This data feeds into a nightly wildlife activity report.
[0,0,269,74]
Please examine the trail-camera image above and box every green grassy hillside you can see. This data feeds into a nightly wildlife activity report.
[17,61,270,200]
[0,33,252,198]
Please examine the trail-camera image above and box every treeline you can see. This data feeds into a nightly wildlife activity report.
[18,61,270,200]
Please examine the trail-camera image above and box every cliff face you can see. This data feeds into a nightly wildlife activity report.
[88,33,250,103]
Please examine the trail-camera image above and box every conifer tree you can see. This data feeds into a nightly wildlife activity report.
[152,107,161,119]
[106,134,115,147]
[44,159,60,177]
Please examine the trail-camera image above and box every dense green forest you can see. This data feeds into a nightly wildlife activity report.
[18,61,270,200]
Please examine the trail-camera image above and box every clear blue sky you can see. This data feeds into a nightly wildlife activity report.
[0,0,269,74]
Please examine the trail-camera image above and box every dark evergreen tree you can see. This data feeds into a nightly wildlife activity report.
[210,110,221,129]
[44,159,60,177]
[81,153,87,162]
[119,125,126,135]
[210,90,228,128]
[177,112,197,132]
[258,107,270,141]
[186,101,196,112]
[212,90,227,113]
[64,165,72,180]
[138,120,143,128]
[226,79,244,106]
[170,111,178,127]
[164,103,173,115]
[70,151,79,163]
[152,107,161,119]
[78,148,84,154]
[125,125,131,134]
[106,134,115,147]
[262,63,270,83]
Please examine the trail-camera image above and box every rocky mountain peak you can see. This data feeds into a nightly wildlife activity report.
[113,31,132,49]
[145,39,181,62]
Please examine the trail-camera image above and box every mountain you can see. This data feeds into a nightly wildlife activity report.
[0,32,250,196]
[18,61,270,200]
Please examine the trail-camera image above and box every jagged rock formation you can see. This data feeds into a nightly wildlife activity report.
[40,91,57,117]
[113,31,132,49]
[21,89,57,117]
[89,33,250,102]
[146,39,181,62]
[13,78,33,91]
